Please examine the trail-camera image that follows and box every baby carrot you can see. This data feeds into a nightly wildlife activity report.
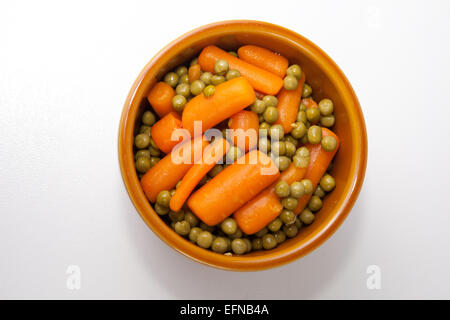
[237,45,289,78]
[141,136,209,203]
[198,45,283,95]
[188,64,201,83]
[150,112,183,154]
[182,77,256,136]
[228,110,259,152]
[274,72,306,133]
[293,128,340,215]
[169,137,230,212]
[234,162,307,235]
[147,82,176,117]
[187,150,280,226]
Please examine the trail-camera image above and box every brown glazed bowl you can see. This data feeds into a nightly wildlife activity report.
[118,20,367,271]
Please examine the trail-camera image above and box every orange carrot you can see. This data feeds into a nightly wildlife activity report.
[302,97,319,124]
[228,110,259,152]
[293,128,340,215]
[169,138,230,212]
[234,162,307,234]
[237,45,289,78]
[274,72,306,133]
[182,77,256,136]
[150,112,183,154]
[141,136,209,203]
[198,45,283,95]
[147,82,176,117]
[188,150,280,226]
[188,64,201,83]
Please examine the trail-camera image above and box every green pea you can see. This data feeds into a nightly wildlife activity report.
[314,185,326,198]
[281,197,298,211]
[318,98,334,116]
[262,234,277,250]
[149,157,160,167]
[258,137,271,153]
[301,179,313,194]
[269,124,284,140]
[284,135,298,148]
[306,107,321,123]
[179,74,190,84]
[294,217,303,229]
[320,174,336,192]
[154,203,169,215]
[259,122,271,132]
[149,146,161,157]
[229,228,243,240]
[300,134,308,145]
[255,227,268,238]
[231,239,247,254]
[308,195,323,212]
[271,141,286,156]
[251,99,267,114]
[190,80,205,96]
[149,137,159,149]
[268,218,283,232]
[320,115,335,127]
[286,64,302,79]
[176,83,191,97]
[203,85,215,98]
[296,146,310,158]
[189,227,202,242]
[198,71,212,85]
[175,66,188,77]
[275,156,291,171]
[135,149,151,160]
[291,122,307,139]
[221,218,238,235]
[262,95,278,107]
[172,95,186,112]
[300,209,315,225]
[252,238,263,250]
[208,164,223,178]
[226,146,242,163]
[274,230,286,244]
[214,59,229,75]
[156,190,171,207]
[169,209,184,222]
[263,106,279,123]
[135,156,151,173]
[196,231,213,248]
[226,69,240,80]
[285,141,296,157]
[275,181,290,198]
[174,220,191,236]
[290,181,305,199]
[243,238,252,253]
[283,224,298,238]
[302,83,312,98]
[293,155,309,168]
[139,125,152,135]
[228,51,238,57]
[212,237,229,253]
[164,72,179,87]
[200,222,215,233]
[280,209,296,225]
[307,125,322,144]
[184,211,199,227]
[283,75,298,90]
[135,133,150,149]
[211,75,225,85]
[142,111,156,126]
[169,189,176,197]
[321,136,337,152]
[297,110,307,123]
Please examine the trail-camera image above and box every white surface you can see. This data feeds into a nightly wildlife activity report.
[1,0,450,299]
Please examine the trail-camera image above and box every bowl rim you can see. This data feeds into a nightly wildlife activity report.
[118,20,368,271]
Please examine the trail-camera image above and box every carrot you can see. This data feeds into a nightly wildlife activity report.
[302,97,319,124]
[188,150,280,226]
[141,136,209,203]
[147,82,176,117]
[293,128,340,215]
[228,110,259,152]
[237,45,289,78]
[188,64,201,83]
[198,45,283,95]
[169,138,230,212]
[274,72,306,133]
[234,162,307,234]
[150,112,183,154]
[182,77,256,136]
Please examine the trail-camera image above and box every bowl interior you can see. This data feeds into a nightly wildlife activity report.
[123,21,366,270]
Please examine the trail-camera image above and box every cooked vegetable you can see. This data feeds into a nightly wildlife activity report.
[228,110,259,152]
[150,112,183,154]
[237,45,289,78]
[147,81,176,117]
[188,64,201,83]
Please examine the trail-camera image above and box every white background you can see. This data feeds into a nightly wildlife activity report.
[1,0,449,299]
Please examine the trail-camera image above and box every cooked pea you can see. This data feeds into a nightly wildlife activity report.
[224,237,232,251]
[320,174,336,192]
[228,51,238,57]
[231,239,247,254]
[259,122,271,131]
[318,98,334,116]
[294,217,303,229]
[263,106,279,123]
[320,115,335,127]
[255,227,268,238]
[271,141,286,156]
[200,72,213,85]
[200,222,215,232]
[293,155,309,168]
[306,107,321,123]
[190,80,205,96]
[314,185,326,198]
[302,83,312,97]
[174,221,191,236]
[286,64,302,79]
[275,181,290,198]
[269,124,284,140]
[135,149,151,160]
[262,234,277,250]
[262,95,278,107]
[307,125,322,144]
[300,134,308,145]
[203,85,215,98]
[300,209,315,225]
[149,136,158,149]
[149,157,160,167]
[156,190,171,207]
[184,211,199,227]
[250,99,266,114]
[268,218,283,232]
[308,195,323,212]
[258,137,271,153]
[142,110,156,126]
[211,237,228,253]
[135,157,151,173]
[196,231,213,248]
[214,59,229,75]
[280,209,296,225]
[179,74,189,84]
[139,125,152,135]
[172,95,186,112]
[243,238,252,253]
[284,75,298,90]
[301,179,313,194]
[283,224,298,238]
[189,227,202,242]
[226,69,240,80]
[252,238,263,250]
[221,218,238,235]
[291,122,307,139]
[296,146,310,158]
[169,209,184,222]
[175,66,188,77]
[208,164,223,178]
[275,156,291,171]
[284,135,298,147]
[154,203,169,215]
[226,146,242,163]
[164,72,179,87]
[149,146,161,157]
[211,75,225,85]
[290,181,305,199]
[284,141,296,157]
[176,83,191,97]
[274,230,286,244]
[229,228,243,240]
[135,133,150,149]
[321,136,337,152]
[299,102,306,112]
[297,110,307,123]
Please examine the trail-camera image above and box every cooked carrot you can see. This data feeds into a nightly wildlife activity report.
[182,77,256,136]
[141,136,209,203]
[147,81,176,117]
[293,128,340,215]
[274,72,306,133]
[188,64,201,83]
[228,110,259,152]
[237,45,289,78]
[198,45,283,95]
[169,138,230,212]
[150,112,183,154]
[234,162,307,235]
[188,150,280,226]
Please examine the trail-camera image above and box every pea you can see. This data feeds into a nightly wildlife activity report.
[286,64,302,79]
[200,222,215,233]
[297,110,307,123]
[320,115,335,127]
[321,136,337,152]
[139,125,152,135]
[251,99,267,114]
[306,107,321,123]
[149,157,160,168]
[164,72,179,87]
[190,80,205,96]
[154,203,169,215]
[196,231,213,248]
[300,179,313,195]
[226,146,242,163]
[179,74,189,84]
[221,218,237,235]
[275,181,290,198]
[290,123,305,140]
[189,227,202,242]
[271,141,286,156]
[252,238,263,250]
[211,75,225,85]
[302,83,312,98]
[314,185,326,198]
[269,124,284,140]
[293,155,309,168]
[149,146,161,157]
[299,102,306,112]
[243,238,252,253]
[229,228,243,240]
[300,134,308,145]
[258,137,271,153]
[228,51,238,57]
[283,75,298,90]
[226,69,240,80]
[156,190,171,207]
[294,217,303,229]
[135,157,151,173]
[255,227,268,238]
[318,98,334,116]
[261,234,277,250]
[184,211,199,227]
[231,239,247,254]
[296,146,310,158]
[142,110,156,126]
[268,218,283,232]
[283,198,298,211]
[280,209,296,225]
[259,122,271,131]
[200,72,213,85]
[176,83,191,97]
[262,95,278,107]
[203,85,215,98]
[172,95,186,112]
[174,221,191,236]
[308,195,323,212]
[135,133,150,149]
[263,106,279,124]
[149,137,158,149]
[274,230,286,244]
[285,141,296,157]
[275,156,291,171]
[307,125,322,144]
[290,181,305,199]
[175,65,187,77]
[211,237,229,253]
[284,135,298,148]
[214,59,229,75]
[283,224,298,238]
[208,164,223,178]
[320,174,336,192]
[169,210,184,222]
[300,209,315,225]
[135,149,151,160]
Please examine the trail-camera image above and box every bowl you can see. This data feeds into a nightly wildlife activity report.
[118,20,367,271]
